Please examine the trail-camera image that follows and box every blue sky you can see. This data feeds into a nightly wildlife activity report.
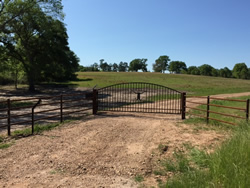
[62,0,250,71]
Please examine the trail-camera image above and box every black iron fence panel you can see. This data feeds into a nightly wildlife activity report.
[97,82,182,114]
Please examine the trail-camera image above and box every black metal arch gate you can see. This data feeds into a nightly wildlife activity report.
[93,82,186,119]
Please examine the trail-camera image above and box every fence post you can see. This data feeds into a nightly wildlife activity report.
[32,99,41,134]
[207,96,210,124]
[7,99,11,136]
[60,95,63,123]
[181,92,186,120]
[93,89,98,115]
[246,99,249,122]
[32,108,34,134]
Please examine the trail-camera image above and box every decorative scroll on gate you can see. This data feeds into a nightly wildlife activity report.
[96,82,186,117]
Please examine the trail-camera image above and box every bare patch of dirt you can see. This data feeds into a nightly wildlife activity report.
[0,112,226,188]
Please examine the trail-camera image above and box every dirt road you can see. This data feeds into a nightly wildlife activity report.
[0,112,226,188]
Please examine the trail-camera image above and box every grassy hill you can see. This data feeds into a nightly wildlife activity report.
[67,72,250,96]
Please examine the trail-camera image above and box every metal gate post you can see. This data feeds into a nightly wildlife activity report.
[93,89,98,115]
[181,92,186,119]
[207,96,210,124]
[246,99,249,122]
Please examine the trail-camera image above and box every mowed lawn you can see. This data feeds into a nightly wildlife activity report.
[67,72,250,96]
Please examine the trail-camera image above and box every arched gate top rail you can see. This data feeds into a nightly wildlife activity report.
[98,82,182,94]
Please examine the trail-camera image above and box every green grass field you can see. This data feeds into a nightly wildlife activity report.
[159,122,250,188]
[2,72,250,96]
[68,72,250,96]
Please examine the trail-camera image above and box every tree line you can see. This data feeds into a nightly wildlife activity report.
[78,56,250,80]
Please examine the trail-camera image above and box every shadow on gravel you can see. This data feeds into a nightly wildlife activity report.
[0,84,92,98]
[94,112,181,121]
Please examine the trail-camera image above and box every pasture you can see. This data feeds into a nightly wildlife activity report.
[72,72,250,95]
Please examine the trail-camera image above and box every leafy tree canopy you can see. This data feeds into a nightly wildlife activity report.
[187,66,200,75]
[153,55,170,73]
[0,0,79,91]
[169,61,187,74]
[198,64,214,76]
[118,61,128,72]
[219,67,232,78]
[129,58,148,72]
[232,63,248,79]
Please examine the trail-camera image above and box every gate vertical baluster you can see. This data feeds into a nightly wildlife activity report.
[131,83,133,112]
[149,83,151,113]
[116,84,118,111]
[180,92,182,114]
[106,88,108,111]
[246,99,249,122]
[115,84,117,111]
[147,83,149,113]
[174,91,176,114]
[135,82,137,112]
[150,84,152,113]
[118,84,120,111]
[153,84,155,113]
[93,89,98,114]
[164,87,166,113]
[114,85,116,111]
[162,86,164,113]
[158,85,160,113]
[137,83,139,112]
[181,92,186,119]
[7,99,11,136]
[177,92,179,114]
[125,84,127,112]
[156,85,158,113]
[179,92,182,114]
[109,86,111,111]
[173,90,175,113]
[120,83,122,111]
[114,84,116,111]
[171,90,173,113]
[207,96,210,124]
[144,83,145,112]
[176,91,178,114]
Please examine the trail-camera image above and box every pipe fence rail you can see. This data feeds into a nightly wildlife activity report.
[185,96,249,126]
[0,92,94,136]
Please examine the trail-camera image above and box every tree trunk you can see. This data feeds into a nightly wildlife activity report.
[27,70,35,92]
[15,69,18,90]
[28,80,35,92]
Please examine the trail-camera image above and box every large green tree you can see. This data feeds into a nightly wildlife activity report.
[118,61,128,72]
[187,66,200,75]
[198,64,214,76]
[129,58,147,72]
[153,55,170,73]
[169,61,187,74]
[232,63,248,79]
[219,67,232,78]
[0,0,78,91]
